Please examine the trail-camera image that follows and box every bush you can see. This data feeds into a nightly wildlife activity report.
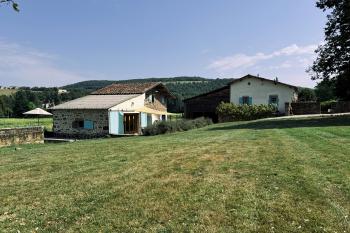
[216,102,277,122]
[320,100,337,113]
[143,117,213,136]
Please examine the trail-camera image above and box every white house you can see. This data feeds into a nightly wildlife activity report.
[229,75,298,113]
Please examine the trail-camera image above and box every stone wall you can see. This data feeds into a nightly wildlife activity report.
[0,127,44,147]
[52,109,109,138]
[144,93,167,111]
[331,101,350,113]
[285,102,321,115]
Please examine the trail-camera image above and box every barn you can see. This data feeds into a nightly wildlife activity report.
[184,86,230,123]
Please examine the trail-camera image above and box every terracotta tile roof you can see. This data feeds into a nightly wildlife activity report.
[229,74,298,89]
[92,82,163,95]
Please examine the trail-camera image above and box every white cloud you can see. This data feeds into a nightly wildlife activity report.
[208,44,318,71]
[0,40,86,87]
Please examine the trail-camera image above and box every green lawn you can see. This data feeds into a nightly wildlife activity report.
[0,118,53,131]
[0,116,349,232]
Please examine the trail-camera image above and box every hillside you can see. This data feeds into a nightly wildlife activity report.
[0,116,349,232]
[63,77,233,112]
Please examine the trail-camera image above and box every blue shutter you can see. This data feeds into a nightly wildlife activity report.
[141,112,147,128]
[84,120,93,129]
[249,97,252,105]
[118,112,124,134]
[239,97,243,105]
[109,111,124,135]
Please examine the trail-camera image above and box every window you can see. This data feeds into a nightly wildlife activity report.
[72,119,84,129]
[72,119,94,130]
[269,95,279,106]
[239,96,252,105]
[242,96,250,105]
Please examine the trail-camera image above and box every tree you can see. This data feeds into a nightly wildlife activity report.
[298,88,317,102]
[309,0,350,100]
[314,79,336,102]
[0,0,19,11]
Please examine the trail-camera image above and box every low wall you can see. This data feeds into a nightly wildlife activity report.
[331,101,350,113]
[285,102,321,115]
[0,127,44,148]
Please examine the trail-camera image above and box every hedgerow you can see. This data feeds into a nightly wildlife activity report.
[143,117,212,136]
[216,102,277,121]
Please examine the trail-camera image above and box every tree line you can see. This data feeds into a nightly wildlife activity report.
[0,88,88,117]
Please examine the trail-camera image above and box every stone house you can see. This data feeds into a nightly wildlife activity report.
[51,82,173,137]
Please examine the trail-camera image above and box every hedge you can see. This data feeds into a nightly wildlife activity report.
[143,117,213,136]
[216,102,277,121]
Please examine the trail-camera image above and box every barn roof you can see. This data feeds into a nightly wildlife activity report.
[184,86,230,102]
[229,74,298,89]
[51,94,139,110]
[92,82,166,95]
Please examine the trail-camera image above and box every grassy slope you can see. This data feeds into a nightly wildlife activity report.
[0,118,53,131]
[0,116,349,232]
[0,89,17,96]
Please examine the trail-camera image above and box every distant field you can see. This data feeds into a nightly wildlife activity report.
[0,116,349,232]
[0,89,17,96]
[0,118,53,131]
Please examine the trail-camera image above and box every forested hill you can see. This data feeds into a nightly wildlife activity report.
[63,76,232,97]
[63,77,233,112]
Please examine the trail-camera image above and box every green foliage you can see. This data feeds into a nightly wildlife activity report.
[216,102,277,121]
[298,88,317,102]
[320,100,337,113]
[310,0,350,100]
[143,117,212,136]
[314,79,337,102]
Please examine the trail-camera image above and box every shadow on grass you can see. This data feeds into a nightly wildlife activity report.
[209,115,350,131]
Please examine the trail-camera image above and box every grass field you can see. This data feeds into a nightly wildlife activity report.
[0,89,17,96]
[0,116,349,232]
[0,118,53,131]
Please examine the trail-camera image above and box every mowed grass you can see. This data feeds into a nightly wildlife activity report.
[0,116,349,232]
[0,118,53,131]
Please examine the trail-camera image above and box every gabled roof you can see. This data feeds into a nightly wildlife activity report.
[51,94,139,110]
[229,74,298,89]
[92,82,166,95]
[184,85,230,102]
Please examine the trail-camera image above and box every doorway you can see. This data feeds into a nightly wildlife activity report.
[123,113,139,134]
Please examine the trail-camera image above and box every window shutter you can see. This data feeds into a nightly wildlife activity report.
[249,97,252,105]
[239,97,243,104]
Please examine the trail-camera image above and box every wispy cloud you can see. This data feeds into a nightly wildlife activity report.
[0,40,86,87]
[208,44,318,71]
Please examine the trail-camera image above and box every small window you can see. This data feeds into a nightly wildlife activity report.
[242,96,250,105]
[72,119,84,129]
[269,95,279,105]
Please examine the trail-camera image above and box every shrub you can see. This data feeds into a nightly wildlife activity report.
[320,100,337,113]
[216,102,277,122]
[143,117,213,136]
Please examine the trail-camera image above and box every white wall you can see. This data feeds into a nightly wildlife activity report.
[230,77,297,113]
[109,94,145,111]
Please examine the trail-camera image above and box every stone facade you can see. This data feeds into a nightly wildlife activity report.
[52,109,109,138]
[0,127,44,147]
[144,93,167,111]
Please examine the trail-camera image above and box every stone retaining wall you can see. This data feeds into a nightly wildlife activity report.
[0,127,44,147]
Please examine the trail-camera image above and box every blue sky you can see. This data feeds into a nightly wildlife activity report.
[0,0,325,87]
